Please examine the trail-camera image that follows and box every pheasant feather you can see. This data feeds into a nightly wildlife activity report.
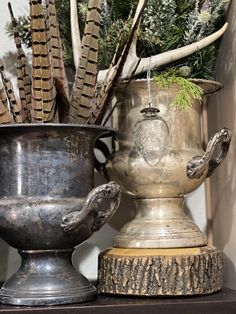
[88,0,148,125]
[30,0,57,123]
[69,0,102,124]
[44,0,69,97]
[0,83,14,124]
[0,58,23,123]
[8,2,31,123]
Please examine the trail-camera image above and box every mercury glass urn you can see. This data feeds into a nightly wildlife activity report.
[0,124,121,306]
[106,79,231,249]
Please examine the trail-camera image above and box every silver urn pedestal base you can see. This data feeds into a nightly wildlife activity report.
[0,250,97,306]
[114,197,207,248]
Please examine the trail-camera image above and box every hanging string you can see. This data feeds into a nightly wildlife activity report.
[147,56,152,108]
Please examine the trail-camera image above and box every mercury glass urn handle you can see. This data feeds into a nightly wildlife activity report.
[187,128,231,180]
[61,182,121,233]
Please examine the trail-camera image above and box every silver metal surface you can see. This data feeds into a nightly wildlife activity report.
[106,79,229,248]
[61,182,121,233]
[0,124,121,306]
[0,250,97,306]
[114,197,207,248]
[187,127,231,179]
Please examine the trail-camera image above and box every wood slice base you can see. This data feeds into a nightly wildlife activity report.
[98,246,223,296]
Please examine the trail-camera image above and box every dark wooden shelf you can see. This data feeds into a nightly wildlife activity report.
[0,288,236,314]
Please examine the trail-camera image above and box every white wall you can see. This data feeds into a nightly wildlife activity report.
[0,0,207,282]
[208,1,236,289]
[0,1,30,79]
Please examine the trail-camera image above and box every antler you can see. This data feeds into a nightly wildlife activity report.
[69,0,227,87]
[97,22,228,85]
[70,0,81,69]
[122,0,145,78]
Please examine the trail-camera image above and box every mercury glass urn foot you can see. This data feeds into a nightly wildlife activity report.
[0,124,121,306]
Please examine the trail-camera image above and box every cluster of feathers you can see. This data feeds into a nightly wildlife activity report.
[0,0,147,125]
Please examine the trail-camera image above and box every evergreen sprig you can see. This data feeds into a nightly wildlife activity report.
[153,69,203,111]
[5,15,31,48]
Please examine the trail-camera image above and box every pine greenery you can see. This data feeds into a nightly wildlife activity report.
[5,15,31,48]
[5,0,229,79]
[153,69,203,111]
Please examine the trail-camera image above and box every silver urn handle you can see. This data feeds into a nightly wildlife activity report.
[187,128,231,179]
[61,181,121,233]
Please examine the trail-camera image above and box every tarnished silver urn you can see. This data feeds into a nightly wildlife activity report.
[0,124,121,306]
[106,79,231,248]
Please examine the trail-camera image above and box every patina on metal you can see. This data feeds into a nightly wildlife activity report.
[0,124,121,306]
[106,79,230,248]
[187,127,231,179]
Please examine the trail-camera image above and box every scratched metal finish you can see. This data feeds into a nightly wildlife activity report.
[0,124,108,249]
[0,124,99,198]
[0,124,121,306]
[106,79,226,249]
[0,250,97,306]
[107,79,215,198]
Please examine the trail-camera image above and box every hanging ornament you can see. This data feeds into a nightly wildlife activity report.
[133,107,169,167]
[133,58,169,167]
